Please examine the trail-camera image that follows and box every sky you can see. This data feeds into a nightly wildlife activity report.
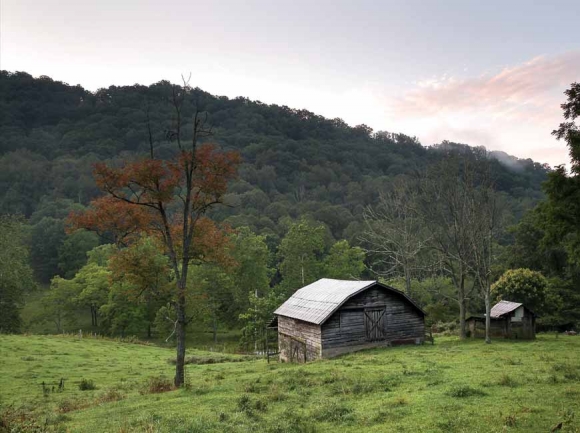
[2,0,579,167]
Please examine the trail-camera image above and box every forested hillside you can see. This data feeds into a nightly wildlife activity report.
[0,71,548,240]
[1,71,563,344]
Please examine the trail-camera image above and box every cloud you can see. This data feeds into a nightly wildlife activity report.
[395,51,580,118]
[388,51,580,167]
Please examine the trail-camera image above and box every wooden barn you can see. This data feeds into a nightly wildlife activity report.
[467,300,536,339]
[272,278,426,362]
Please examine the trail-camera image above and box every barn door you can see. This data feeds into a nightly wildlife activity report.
[364,308,386,341]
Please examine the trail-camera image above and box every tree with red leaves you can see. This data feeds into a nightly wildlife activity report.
[69,83,240,387]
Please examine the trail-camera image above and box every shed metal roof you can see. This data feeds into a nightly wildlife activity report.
[490,300,522,318]
[274,278,425,325]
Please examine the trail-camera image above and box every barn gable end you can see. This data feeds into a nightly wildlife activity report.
[321,285,425,358]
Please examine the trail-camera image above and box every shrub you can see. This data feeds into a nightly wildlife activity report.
[140,376,173,394]
[266,410,317,433]
[313,401,355,423]
[504,414,517,427]
[237,394,252,414]
[96,389,124,403]
[497,374,519,387]
[58,398,88,413]
[78,378,96,391]
[0,405,46,432]
[446,385,487,398]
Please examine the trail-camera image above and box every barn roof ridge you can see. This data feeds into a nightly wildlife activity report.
[274,278,425,325]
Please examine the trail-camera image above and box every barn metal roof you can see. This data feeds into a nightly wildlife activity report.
[274,278,425,325]
[490,300,522,318]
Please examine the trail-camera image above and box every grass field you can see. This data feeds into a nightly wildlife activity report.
[1,334,580,432]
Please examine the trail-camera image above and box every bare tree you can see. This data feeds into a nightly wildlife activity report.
[421,150,504,341]
[465,162,504,344]
[420,155,479,339]
[361,177,430,296]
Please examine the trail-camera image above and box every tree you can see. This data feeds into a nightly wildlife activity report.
[230,227,273,305]
[107,236,172,337]
[73,262,111,328]
[239,290,283,353]
[0,215,35,332]
[278,219,326,294]
[467,175,504,344]
[29,217,66,283]
[553,82,580,174]
[44,276,79,333]
[420,155,480,339]
[323,240,366,280]
[69,82,240,387]
[361,177,429,295]
[58,229,100,278]
[188,264,235,343]
[229,228,275,350]
[539,83,580,265]
[491,269,550,315]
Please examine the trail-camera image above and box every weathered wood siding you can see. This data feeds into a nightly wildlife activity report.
[321,286,424,357]
[278,316,322,362]
[468,308,536,340]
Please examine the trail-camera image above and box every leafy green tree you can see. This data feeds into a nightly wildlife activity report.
[541,83,580,265]
[74,262,111,328]
[58,229,99,279]
[42,245,113,333]
[100,282,149,337]
[189,264,235,343]
[44,276,79,333]
[323,240,366,279]
[29,217,66,283]
[105,237,172,337]
[278,219,326,294]
[231,228,273,308]
[491,269,550,315]
[239,289,284,352]
[0,215,35,332]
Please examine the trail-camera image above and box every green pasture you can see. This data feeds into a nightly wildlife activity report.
[1,334,579,432]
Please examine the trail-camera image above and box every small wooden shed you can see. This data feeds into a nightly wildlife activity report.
[467,300,536,339]
[272,278,426,362]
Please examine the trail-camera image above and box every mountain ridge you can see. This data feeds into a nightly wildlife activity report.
[0,70,549,242]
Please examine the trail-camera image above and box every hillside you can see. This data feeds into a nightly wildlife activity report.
[0,71,549,245]
[1,334,580,432]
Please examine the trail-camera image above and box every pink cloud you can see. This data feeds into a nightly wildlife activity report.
[387,51,579,168]
[395,51,580,118]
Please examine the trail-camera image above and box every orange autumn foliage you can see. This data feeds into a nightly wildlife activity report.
[92,144,240,210]
[68,144,240,250]
[67,196,154,245]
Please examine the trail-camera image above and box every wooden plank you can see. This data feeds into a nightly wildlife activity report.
[321,286,424,350]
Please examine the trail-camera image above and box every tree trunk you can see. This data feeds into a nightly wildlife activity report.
[174,280,187,388]
[484,287,491,344]
[147,323,152,339]
[458,275,467,339]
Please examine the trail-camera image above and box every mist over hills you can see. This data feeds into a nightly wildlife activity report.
[0,71,549,243]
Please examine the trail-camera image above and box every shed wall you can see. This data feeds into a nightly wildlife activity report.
[468,308,536,340]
